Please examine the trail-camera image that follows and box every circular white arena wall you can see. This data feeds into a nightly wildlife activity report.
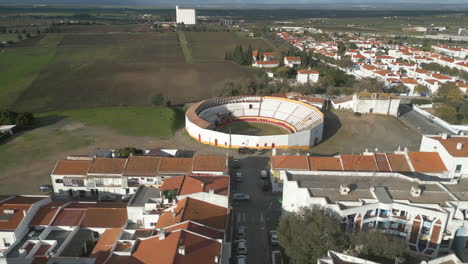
[185,96,324,149]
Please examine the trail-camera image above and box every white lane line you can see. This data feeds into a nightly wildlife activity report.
[237,212,241,225]
[260,213,265,224]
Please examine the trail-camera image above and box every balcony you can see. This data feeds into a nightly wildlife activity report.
[95,183,122,188]
[391,215,408,221]
[364,214,376,219]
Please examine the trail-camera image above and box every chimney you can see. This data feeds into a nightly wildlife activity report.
[209,189,214,195]
[340,184,350,195]
[411,186,421,197]
[457,143,463,150]
[442,133,448,140]
[214,256,219,263]
[159,229,166,240]
[23,210,27,217]
[178,245,185,255]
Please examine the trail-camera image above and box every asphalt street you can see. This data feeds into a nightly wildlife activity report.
[398,104,451,135]
[230,155,283,264]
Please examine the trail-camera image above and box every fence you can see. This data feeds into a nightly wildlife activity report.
[413,105,468,134]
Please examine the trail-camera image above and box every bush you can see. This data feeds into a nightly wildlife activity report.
[115,147,140,158]
[435,105,458,124]
[151,93,165,106]
[0,110,35,128]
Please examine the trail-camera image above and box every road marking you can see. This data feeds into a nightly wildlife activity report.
[260,214,265,224]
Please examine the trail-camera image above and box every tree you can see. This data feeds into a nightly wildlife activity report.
[414,84,429,95]
[25,33,31,39]
[151,93,165,106]
[349,42,358,50]
[435,105,458,123]
[337,42,346,56]
[17,34,22,41]
[353,78,385,93]
[115,147,139,158]
[392,84,407,94]
[274,66,296,79]
[278,207,349,264]
[15,112,35,128]
[438,82,463,101]
[337,57,354,69]
[460,103,468,120]
[350,231,407,262]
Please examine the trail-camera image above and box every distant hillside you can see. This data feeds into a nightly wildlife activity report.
[2,0,468,8]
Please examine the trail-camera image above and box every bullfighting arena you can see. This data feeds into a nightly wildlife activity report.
[185,96,324,149]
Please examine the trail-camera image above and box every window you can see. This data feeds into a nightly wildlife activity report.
[3,238,10,247]
[147,178,153,182]
[140,177,145,181]
[150,222,155,226]
[456,165,462,173]
[55,179,63,184]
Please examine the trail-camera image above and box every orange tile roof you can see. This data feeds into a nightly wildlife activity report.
[159,158,193,173]
[429,136,468,157]
[30,207,60,226]
[161,221,224,240]
[81,208,127,228]
[52,160,92,175]
[160,177,186,191]
[156,198,227,230]
[256,60,279,65]
[432,73,451,80]
[308,157,342,171]
[415,68,432,74]
[400,78,419,85]
[297,69,319,74]
[270,155,309,170]
[362,65,378,71]
[0,204,32,231]
[178,176,229,196]
[408,152,447,173]
[386,154,412,172]
[123,156,161,176]
[4,196,46,204]
[374,70,392,76]
[34,245,51,257]
[88,158,127,175]
[375,154,391,172]
[341,155,378,171]
[285,56,301,61]
[192,156,227,172]
[91,228,122,264]
[132,229,221,264]
[52,208,86,226]
[105,256,143,264]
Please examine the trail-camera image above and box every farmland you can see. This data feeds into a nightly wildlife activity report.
[0,26,271,112]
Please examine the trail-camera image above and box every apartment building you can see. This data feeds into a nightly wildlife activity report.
[50,155,228,198]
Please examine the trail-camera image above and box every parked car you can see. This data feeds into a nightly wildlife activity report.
[99,194,117,201]
[235,172,243,182]
[238,226,246,238]
[238,148,256,155]
[262,181,269,191]
[258,149,266,155]
[270,230,278,245]
[39,184,53,193]
[236,255,247,264]
[237,239,247,254]
[121,194,133,202]
[260,170,268,179]
[232,193,250,201]
[232,159,241,169]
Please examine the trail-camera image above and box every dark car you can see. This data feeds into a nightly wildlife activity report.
[232,159,240,169]
[238,148,249,155]
[262,181,269,191]
[39,184,53,193]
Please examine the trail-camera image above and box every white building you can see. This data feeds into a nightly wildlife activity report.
[284,56,301,67]
[176,6,196,25]
[352,92,400,116]
[420,134,468,179]
[297,69,319,84]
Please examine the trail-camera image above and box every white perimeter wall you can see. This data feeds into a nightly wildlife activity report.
[186,116,323,149]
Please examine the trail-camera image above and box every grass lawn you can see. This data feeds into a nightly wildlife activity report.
[0,47,56,108]
[38,106,185,138]
[218,121,290,136]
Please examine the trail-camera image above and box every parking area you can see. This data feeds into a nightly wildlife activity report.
[229,155,283,264]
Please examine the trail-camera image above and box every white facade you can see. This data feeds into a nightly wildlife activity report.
[176,6,196,25]
[297,71,319,84]
[420,135,468,179]
[352,94,400,116]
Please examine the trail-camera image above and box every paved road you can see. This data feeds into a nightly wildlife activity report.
[230,155,283,264]
[398,104,451,135]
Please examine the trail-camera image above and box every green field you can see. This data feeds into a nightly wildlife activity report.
[218,121,290,136]
[38,106,185,138]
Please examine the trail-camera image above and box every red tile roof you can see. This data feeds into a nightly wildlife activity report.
[0,204,32,231]
[179,176,229,196]
[408,152,447,173]
[52,208,86,226]
[285,56,301,61]
[81,208,127,228]
[429,136,468,157]
[156,198,227,230]
[308,157,342,171]
[192,156,227,172]
[161,221,224,240]
[159,158,193,173]
[297,69,319,74]
[52,160,92,175]
[341,155,378,171]
[386,154,412,172]
[91,228,122,264]
[401,78,419,85]
[256,60,279,65]
[132,229,221,264]
[270,155,309,170]
[123,156,161,176]
[374,154,391,172]
[88,158,127,175]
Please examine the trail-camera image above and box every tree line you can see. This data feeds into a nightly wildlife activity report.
[224,45,254,65]
[0,110,35,128]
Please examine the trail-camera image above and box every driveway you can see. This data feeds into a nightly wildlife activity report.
[398,104,451,135]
